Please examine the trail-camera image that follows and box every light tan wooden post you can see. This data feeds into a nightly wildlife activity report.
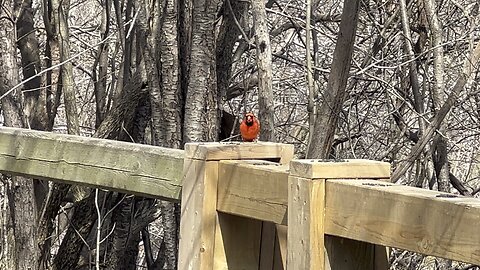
[288,173,326,269]
[288,159,390,270]
[178,142,293,270]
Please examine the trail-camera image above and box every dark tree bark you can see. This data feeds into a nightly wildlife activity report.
[183,0,222,143]
[93,0,111,128]
[179,0,192,113]
[307,0,360,159]
[423,0,450,193]
[396,0,428,187]
[14,0,51,236]
[138,0,183,267]
[37,183,71,270]
[13,2,71,270]
[52,0,79,135]
[53,191,100,270]
[216,0,248,120]
[43,0,62,130]
[102,80,153,270]
[159,0,183,147]
[14,0,48,130]
[106,196,160,270]
[0,2,38,269]
[156,0,182,267]
[48,65,148,268]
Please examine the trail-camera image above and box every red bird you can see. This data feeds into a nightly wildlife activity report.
[240,112,260,142]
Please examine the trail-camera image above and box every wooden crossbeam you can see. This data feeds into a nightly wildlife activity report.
[0,127,184,200]
[216,160,480,265]
[326,179,480,265]
[217,160,289,225]
[290,159,391,179]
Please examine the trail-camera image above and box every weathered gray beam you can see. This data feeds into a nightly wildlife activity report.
[0,127,184,200]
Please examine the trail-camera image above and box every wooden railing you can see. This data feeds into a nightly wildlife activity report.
[0,126,479,269]
[0,127,184,200]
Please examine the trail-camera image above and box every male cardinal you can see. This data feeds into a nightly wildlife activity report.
[240,112,260,142]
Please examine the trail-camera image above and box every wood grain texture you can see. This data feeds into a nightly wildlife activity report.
[185,141,294,162]
[178,159,218,270]
[217,160,289,225]
[290,159,391,179]
[325,179,480,265]
[0,127,184,200]
[180,143,294,270]
[287,176,325,270]
[259,222,276,269]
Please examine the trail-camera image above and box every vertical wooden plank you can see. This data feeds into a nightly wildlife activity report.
[178,159,218,270]
[213,213,263,269]
[273,225,287,270]
[324,236,375,270]
[259,222,276,269]
[266,144,292,269]
[374,245,389,270]
[279,147,294,165]
[287,176,325,269]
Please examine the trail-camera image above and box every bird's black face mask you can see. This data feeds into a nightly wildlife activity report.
[245,115,254,126]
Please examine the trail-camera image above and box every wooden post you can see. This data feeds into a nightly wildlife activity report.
[288,159,391,270]
[287,175,326,269]
[178,142,293,270]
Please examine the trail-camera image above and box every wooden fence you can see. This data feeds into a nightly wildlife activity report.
[0,126,479,269]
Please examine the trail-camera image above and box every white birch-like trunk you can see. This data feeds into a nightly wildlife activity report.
[252,0,276,142]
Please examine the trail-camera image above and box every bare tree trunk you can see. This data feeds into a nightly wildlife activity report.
[51,67,148,268]
[53,191,99,270]
[15,0,51,228]
[15,3,70,270]
[52,0,79,135]
[179,0,192,115]
[305,0,316,148]
[93,0,111,128]
[217,0,248,119]
[0,3,38,269]
[158,0,182,267]
[183,0,221,143]
[307,0,360,158]
[105,195,160,270]
[423,0,450,193]
[252,0,275,142]
[400,0,425,132]
[139,0,182,267]
[397,0,429,187]
[15,0,48,130]
[37,182,71,270]
[43,0,62,130]
[102,85,154,270]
